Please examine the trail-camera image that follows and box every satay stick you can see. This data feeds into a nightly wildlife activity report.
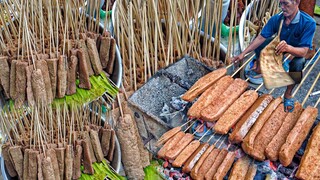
[292,51,320,97]
[192,124,205,135]
[184,120,197,132]
[302,73,320,107]
[231,54,255,77]
[315,97,320,108]
[199,126,214,141]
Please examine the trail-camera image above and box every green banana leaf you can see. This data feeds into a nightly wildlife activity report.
[52,73,118,106]
[80,160,125,180]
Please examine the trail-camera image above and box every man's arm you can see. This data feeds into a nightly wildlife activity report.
[276,40,309,57]
[232,34,266,62]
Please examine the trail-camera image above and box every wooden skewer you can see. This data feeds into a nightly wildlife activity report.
[292,51,320,97]
[315,97,320,108]
[302,73,320,107]
[199,126,214,141]
[184,120,197,132]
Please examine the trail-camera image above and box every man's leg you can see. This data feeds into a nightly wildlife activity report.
[284,57,305,112]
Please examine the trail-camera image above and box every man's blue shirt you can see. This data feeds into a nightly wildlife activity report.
[260,10,316,49]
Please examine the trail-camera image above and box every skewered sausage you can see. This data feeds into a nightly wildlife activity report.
[172,140,201,167]
[188,75,234,118]
[165,133,194,160]
[205,149,228,180]
[241,97,281,154]
[157,131,185,158]
[265,102,303,161]
[296,123,320,179]
[182,68,227,102]
[182,143,210,173]
[215,90,258,134]
[279,106,318,166]
[201,78,248,121]
[229,94,273,143]
[251,103,287,161]
[228,156,251,180]
[190,144,215,179]
[214,152,235,180]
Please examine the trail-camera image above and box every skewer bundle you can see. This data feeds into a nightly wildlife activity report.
[242,0,280,48]
[0,101,117,180]
[114,0,230,91]
[0,0,118,108]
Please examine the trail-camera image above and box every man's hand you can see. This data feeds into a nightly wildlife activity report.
[232,53,245,63]
[275,40,291,55]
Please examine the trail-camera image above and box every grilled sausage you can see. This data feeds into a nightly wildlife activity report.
[245,163,257,180]
[251,103,288,161]
[46,58,58,98]
[279,106,318,166]
[241,97,282,154]
[32,69,47,104]
[106,38,116,75]
[172,140,201,167]
[78,39,94,76]
[1,143,17,177]
[265,102,303,161]
[296,123,320,179]
[66,55,78,95]
[65,145,73,180]
[107,129,116,162]
[165,133,194,160]
[99,36,111,69]
[190,145,215,179]
[82,140,95,174]
[157,131,185,158]
[192,148,220,180]
[156,126,181,147]
[73,145,82,180]
[229,94,273,143]
[9,146,24,179]
[26,65,35,106]
[87,38,103,75]
[37,153,44,180]
[182,143,210,173]
[56,55,67,98]
[0,56,10,99]
[205,149,228,179]
[215,90,258,134]
[42,157,55,180]
[47,148,60,180]
[77,49,91,89]
[214,152,235,180]
[90,129,104,162]
[228,156,251,180]
[28,149,40,180]
[100,128,112,156]
[182,68,227,102]
[201,78,248,121]
[9,60,17,99]
[188,76,234,118]
[82,131,97,163]
[35,60,53,103]
[23,149,31,180]
[55,147,66,179]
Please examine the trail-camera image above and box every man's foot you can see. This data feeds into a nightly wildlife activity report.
[284,97,294,112]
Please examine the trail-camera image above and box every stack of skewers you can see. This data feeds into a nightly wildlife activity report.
[0,0,119,109]
[0,102,119,180]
